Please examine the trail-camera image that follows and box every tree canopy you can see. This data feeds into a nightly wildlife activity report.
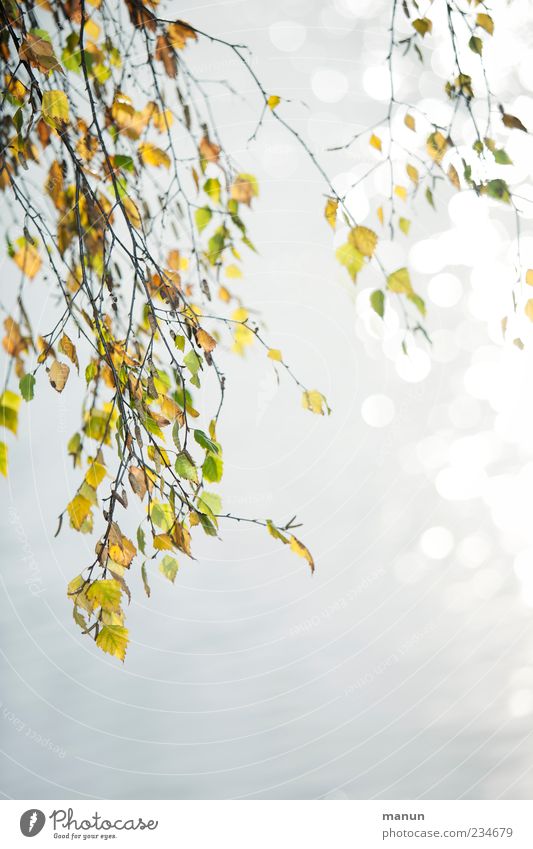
[0,0,529,661]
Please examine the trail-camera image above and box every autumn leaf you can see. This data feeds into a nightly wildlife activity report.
[199,135,221,165]
[58,333,79,370]
[268,349,283,362]
[369,133,382,152]
[301,390,330,416]
[426,131,449,164]
[167,20,197,49]
[0,390,21,435]
[387,267,414,295]
[196,328,217,353]
[96,624,129,662]
[13,240,41,279]
[476,13,494,35]
[324,197,338,230]
[349,226,378,258]
[230,173,259,205]
[87,579,122,613]
[128,466,148,500]
[267,94,281,110]
[20,31,63,73]
[48,360,70,392]
[0,442,8,477]
[41,89,69,129]
[289,535,315,574]
[67,494,92,531]
[139,142,170,169]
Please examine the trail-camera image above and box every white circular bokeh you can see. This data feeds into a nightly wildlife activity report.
[361,394,395,427]
[420,526,455,560]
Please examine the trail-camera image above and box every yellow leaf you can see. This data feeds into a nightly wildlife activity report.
[377,206,384,226]
[167,20,197,49]
[67,574,97,613]
[387,267,413,295]
[526,269,533,286]
[324,197,338,230]
[267,94,281,110]
[67,494,92,530]
[525,299,533,321]
[349,226,378,258]
[122,195,142,229]
[85,18,101,41]
[232,307,248,323]
[448,164,460,190]
[85,461,106,488]
[370,133,382,152]
[58,333,79,370]
[289,535,315,574]
[41,89,69,129]
[394,185,407,201]
[268,349,283,362]
[476,13,494,35]
[0,442,7,477]
[13,240,41,279]
[139,142,170,169]
[301,390,330,416]
[406,164,419,184]
[96,624,129,662]
[225,264,242,279]
[0,390,20,435]
[426,131,449,164]
[87,579,122,612]
[153,533,174,551]
[108,524,136,567]
[404,113,416,132]
[48,360,69,392]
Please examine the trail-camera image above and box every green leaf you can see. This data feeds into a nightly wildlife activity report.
[159,554,179,583]
[486,179,510,203]
[493,149,513,165]
[137,525,146,555]
[370,289,385,318]
[19,373,35,401]
[266,519,289,544]
[184,349,202,376]
[399,217,410,235]
[202,452,223,483]
[469,35,483,54]
[175,452,198,482]
[198,491,222,517]
[194,429,219,454]
[141,562,151,597]
[195,206,212,233]
[408,293,426,316]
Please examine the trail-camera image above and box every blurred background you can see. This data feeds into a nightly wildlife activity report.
[3,0,533,799]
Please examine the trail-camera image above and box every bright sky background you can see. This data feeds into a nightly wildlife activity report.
[2,0,533,800]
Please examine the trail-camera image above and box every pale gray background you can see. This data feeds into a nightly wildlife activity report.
[2,0,533,799]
